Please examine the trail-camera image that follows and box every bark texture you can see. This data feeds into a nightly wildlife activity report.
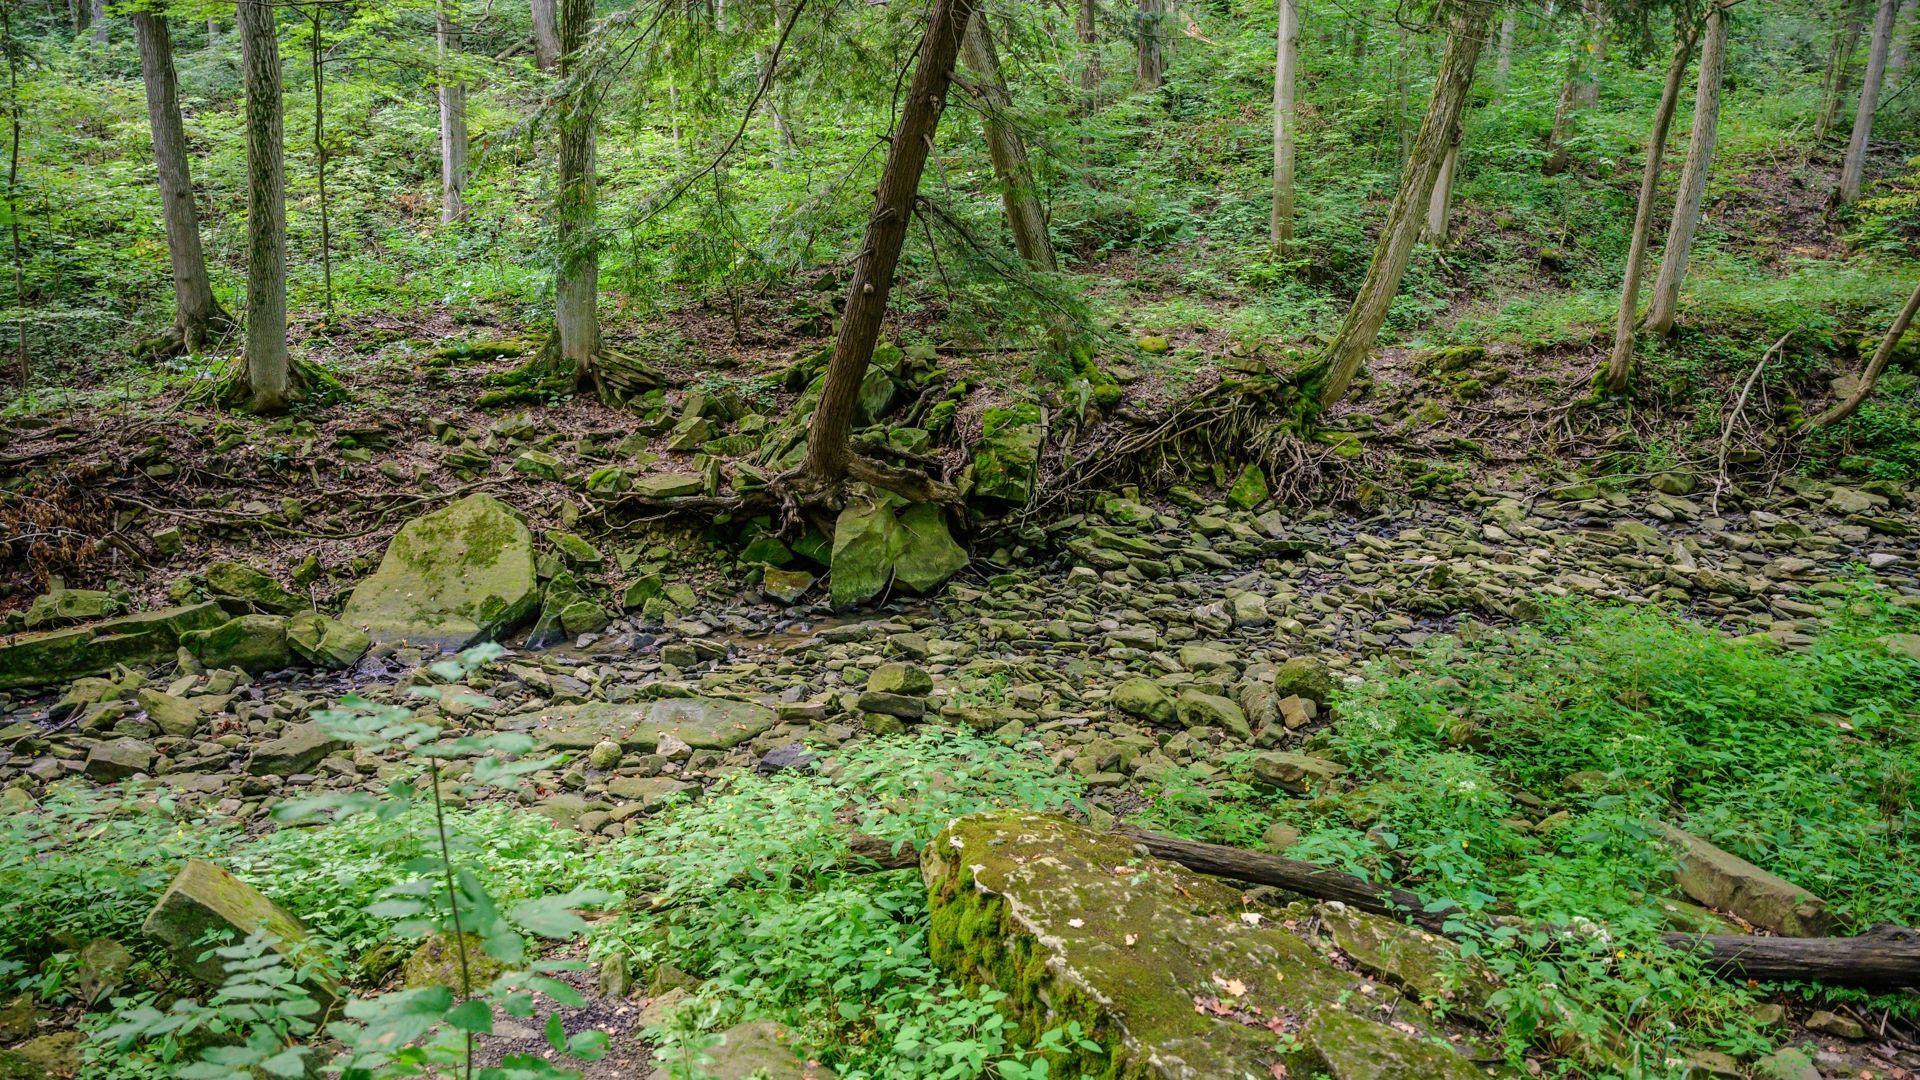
[1135,0,1164,88]
[1646,1,1729,337]
[1317,0,1493,408]
[1423,141,1460,246]
[438,3,469,224]
[1812,279,1920,427]
[1495,7,1516,84]
[555,0,600,382]
[1270,0,1299,248]
[1817,0,1870,144]
[133,10,231,353]
[1545,0,1605,173]
[238,0,291,412]
[531,0,560,73]
[1838,0,1897,206]
[960,12,1055,272]
[1601,23,1697,393]
[1078,0,1101,103]
[802,0,982,485]
[90,0,106,44]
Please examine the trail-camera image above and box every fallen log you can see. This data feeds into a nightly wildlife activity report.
[1113,826,1920,991]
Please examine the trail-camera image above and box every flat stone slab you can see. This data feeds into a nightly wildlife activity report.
[339,493,538,651]
[540,696,778,752]
[923,812,1482,1080]
[0,602,228,690]
[1659,823,1829,937]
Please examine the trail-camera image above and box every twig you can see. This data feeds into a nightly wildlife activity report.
[1712,330,1791,515]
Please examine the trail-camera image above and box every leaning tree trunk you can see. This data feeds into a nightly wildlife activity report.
[1838,0,1897,207]
[531,0,560,73]
[437,2,468,223]
[802,0,982,486]
[1646,2,1729,338]
[133,10,231,353]
[1812,279,1920,427]
[1135,0,1164,88]
[237,0,291,412]
[1270,0,1299,249]
[1423,138,1461,245]
[555,0,600,383]
[1317,0,1493,408]
[1817,0,1870,144]
[961,11,1055,272]
[1600,20,1697,394]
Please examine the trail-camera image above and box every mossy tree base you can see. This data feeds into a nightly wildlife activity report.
[186,353,344,412]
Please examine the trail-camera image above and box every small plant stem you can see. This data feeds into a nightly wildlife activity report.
[429,762,476,1080]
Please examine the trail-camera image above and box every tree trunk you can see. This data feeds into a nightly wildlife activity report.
[1317,0,1493,409]
[437,3,468,224]
[237,0,291,412]
[88,0,105,44]
[1811,279,1920,427]
[309,10,332,316]
[1600,22,1697,394]
[1817,0,1870,145]
[802,0,981,485]
[1270,0,1299,249]
[1078,0,1100,105]
[1495,7,1515,84]
[1422,139,1460,245]
[531,0,560,73]
[960,11,1054,272]
[133,11,231,353]
[69,0,85,35]
[1889,0,1918,88]
[555,0,599,383]
[1838,0,1897,207]
[1645,2,1728,338]
[1544,0,1604,173]
[1135,0,1163,89]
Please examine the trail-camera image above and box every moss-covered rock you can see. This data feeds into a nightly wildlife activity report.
[141,860,338,1006]
[179,614,292,673]
[924,812,1480,1079]
[401,933,510,993]
[339,493,538,650]
[971,404,1044,504]
[287,612,370,670]
[205,561,307,616]
[830,499,905,609]
[0,602,227,691]
[540,697,778,752]
[893,503,969,594]
[22,587,123,630]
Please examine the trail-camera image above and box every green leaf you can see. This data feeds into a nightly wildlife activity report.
[566,1029,609,1061]
[259,1048,311,1078]
[544,1012,566,1053]
[447,999,494,1034]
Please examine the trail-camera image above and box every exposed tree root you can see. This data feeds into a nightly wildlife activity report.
[481,335,669,409]
[184,354,345,412]
[1011,367,1348,528]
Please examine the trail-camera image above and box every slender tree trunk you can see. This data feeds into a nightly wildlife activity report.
[555,0,599,382]
[69,0,85,35]
[1078,0,1101,108]
[309,9,333,317]
[238,0,291,412]
[437,2,468,224]
[1601,21,1698,393]
[1890,0,1918,88]
[89,0,105,44]
[1271,0,1299,249]
[207,16,219,50]
[1135,0,1163,88]
[1545,0,1604,173]
[1495,7,1515,84]
[1318,0,1494,408]
[1394,23,1411,162]
[1838,0,1897,207]
[4,4,22,393]
[1646,2,1729,337]
[1817,0,1870,144]
[1812,279,1920,427]
[133,11,231,352]
[531,0,560,73]
[1423,139,1460,245]
[802,0,982,485]
[961,12,1055,272]
[1574,0,1605,107]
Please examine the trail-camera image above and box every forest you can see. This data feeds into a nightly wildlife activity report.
[0,0,1919,1076]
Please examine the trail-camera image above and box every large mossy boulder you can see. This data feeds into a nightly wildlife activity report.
[287,612,370,670]
[23,586,123,630]
[339,493,538,650]
[830,499,905,609]
[923,812,1482,1080]
[180,614,292,673]
[970,404,1043,504]
[0,602,227,691]
[893,504,968,594]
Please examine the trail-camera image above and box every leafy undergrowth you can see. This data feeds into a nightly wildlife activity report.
[1139,585,1920,1074]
